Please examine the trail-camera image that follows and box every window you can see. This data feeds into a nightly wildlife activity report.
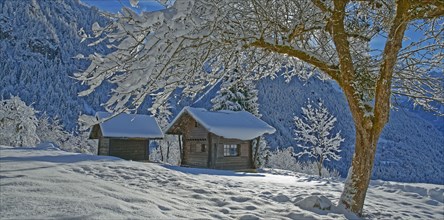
[194,121,199,127]
[224,144,240,157]
[191,143,206,153]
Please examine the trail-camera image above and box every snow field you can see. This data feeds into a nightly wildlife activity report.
[1,146,443,219]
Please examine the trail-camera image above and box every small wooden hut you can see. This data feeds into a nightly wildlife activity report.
[165,107,275,170]
[89,112,163,161]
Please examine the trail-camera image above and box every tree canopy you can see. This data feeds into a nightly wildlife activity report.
[76,0,443,215]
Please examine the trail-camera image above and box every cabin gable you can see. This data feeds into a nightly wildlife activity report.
[167,110,256,170]
[181,114,211,167]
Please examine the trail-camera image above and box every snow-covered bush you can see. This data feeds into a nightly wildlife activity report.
[152,103,181,165]
[37,113,96,154]
[294,100,344,176]
[62,131,97,154]
[37,113,68,147]
[0,96,39,147]
[300,161,340,178]
[267,147,303,172]
[267,147,340,178]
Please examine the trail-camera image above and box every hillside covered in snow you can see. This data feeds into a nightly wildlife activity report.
[1,146,443,219]
[0,0,111,129]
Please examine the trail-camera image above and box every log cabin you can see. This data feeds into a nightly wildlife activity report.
[165,107,275,170]
[89,112,163,161]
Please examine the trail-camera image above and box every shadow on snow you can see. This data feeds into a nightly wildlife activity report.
[161,164,265,177]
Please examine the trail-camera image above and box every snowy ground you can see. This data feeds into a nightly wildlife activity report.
[1,146,443,219]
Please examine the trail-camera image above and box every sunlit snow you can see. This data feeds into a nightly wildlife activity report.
[1,146,442,219]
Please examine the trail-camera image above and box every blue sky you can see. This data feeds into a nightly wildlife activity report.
[80,0,164,13]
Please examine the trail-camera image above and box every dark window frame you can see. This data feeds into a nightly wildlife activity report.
[223,144,240,157]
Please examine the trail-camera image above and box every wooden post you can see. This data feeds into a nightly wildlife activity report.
[249,139,254,169]
[213,136,220,169]
[207,133,212,168]
[146,140,150,161]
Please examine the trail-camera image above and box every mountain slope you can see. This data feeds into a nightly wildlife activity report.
[257,77,444,184]
[0,0,110,129]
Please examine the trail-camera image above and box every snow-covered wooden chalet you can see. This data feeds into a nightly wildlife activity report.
[165,107,275,170]
[89,112,163,161]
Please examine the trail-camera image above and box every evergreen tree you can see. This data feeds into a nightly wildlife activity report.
[212,76,268,167]
[211,77,260,117]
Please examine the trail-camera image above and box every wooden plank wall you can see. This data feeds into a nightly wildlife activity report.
[181,115,210,167]
[183,140,209,167]
[98,137,109,155]
[108,139,149,161]
[186,118,208,139]
[210,134,253,170]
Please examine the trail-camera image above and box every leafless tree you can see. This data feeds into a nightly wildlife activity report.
[76,0,444,215]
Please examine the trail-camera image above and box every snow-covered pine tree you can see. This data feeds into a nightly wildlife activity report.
[0,96,39,147]
[211,76,268,168]
[211,77,260,117]
[294,99,344,177]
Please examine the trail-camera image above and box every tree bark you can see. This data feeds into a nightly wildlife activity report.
[340,121,382,215]
[166,141,170,162]
[317,157,324,177]
[159,145,164,162]
[338,0,410,215]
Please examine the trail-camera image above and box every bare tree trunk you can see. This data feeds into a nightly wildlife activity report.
[317,158,323,177]
[340,118,383,215]
[159,144,164,162]
[339,2,408,215]
[166,141,170,162]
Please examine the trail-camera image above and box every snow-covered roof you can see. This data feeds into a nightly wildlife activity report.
[94,112,163,139]
[165,107,275,140]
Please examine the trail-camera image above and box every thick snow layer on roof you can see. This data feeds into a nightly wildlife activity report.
[167,107,275,140]
[96,112,163,138]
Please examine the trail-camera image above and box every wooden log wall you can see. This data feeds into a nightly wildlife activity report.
[108,139,149,161]
[98,137,109,155]
[183,140,209,167]
[210,134,253,170]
